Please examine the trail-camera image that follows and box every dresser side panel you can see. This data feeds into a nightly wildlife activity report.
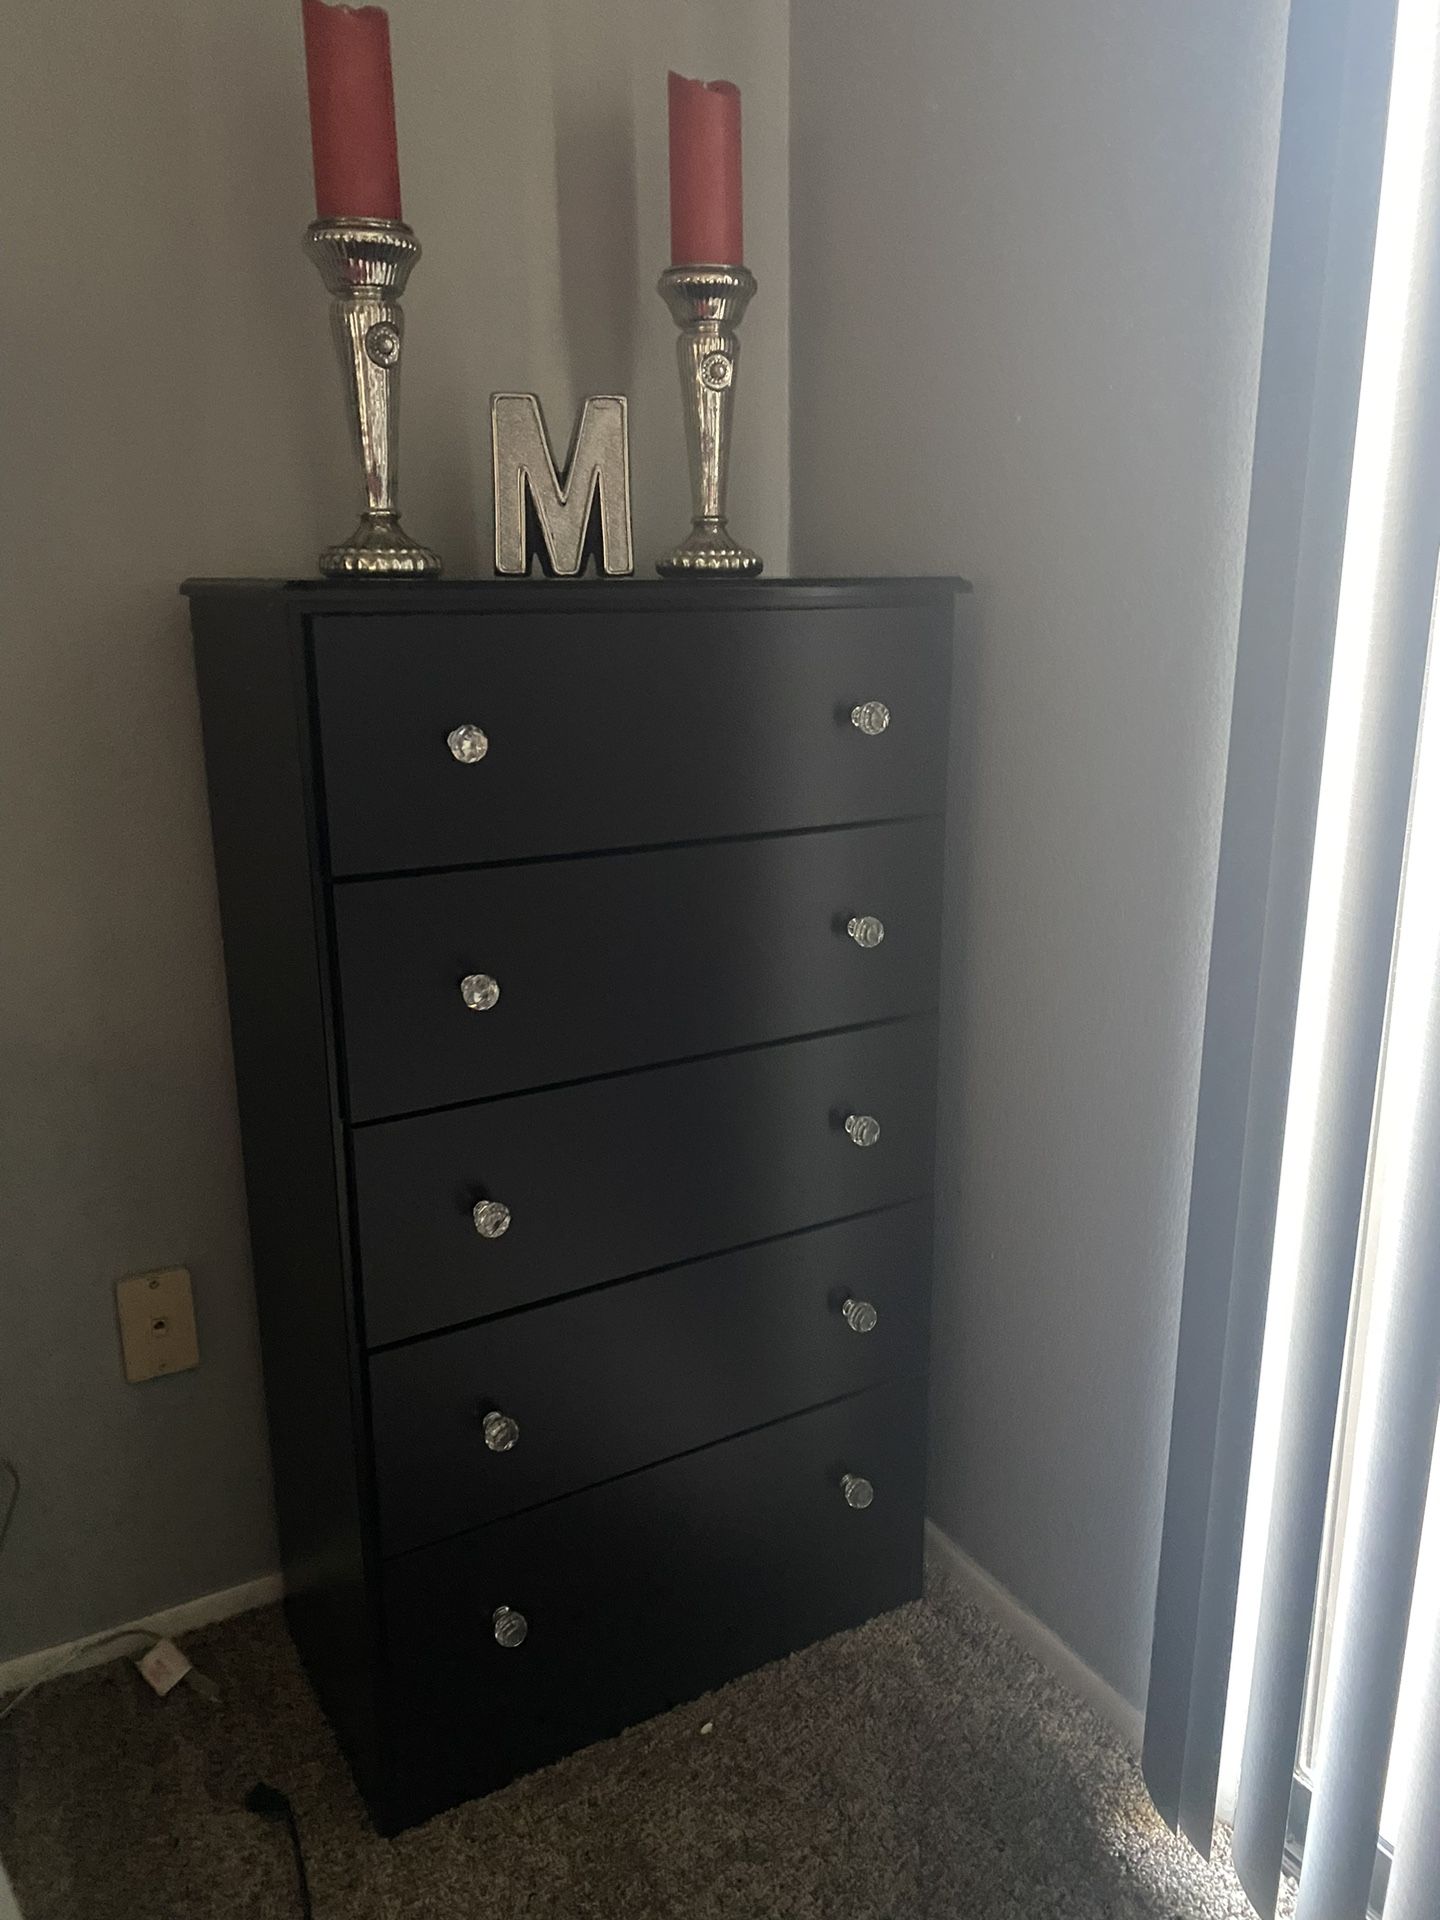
[189,595,378,1774]
[917,592,961,1510]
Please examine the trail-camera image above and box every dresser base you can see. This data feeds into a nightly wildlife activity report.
[335,1386,925,1834]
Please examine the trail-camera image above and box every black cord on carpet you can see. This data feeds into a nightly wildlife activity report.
[0,1459,20,1560]
[245,1782,314,1920]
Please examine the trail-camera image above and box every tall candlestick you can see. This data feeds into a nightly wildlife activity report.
[302,0,402,222]
[300,3,434,572]
[304,218,439,575]
[668,72,743,265]
[655,267,761,576]
[660,73,757,573]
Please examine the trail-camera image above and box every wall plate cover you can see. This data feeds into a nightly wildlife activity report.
[116,1267,199,1383]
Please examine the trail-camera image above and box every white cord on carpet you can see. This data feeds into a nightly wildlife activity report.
[0,1631,163,1725]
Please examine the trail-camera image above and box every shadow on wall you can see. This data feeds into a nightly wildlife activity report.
[552,39,641,412]
[554,77,642,402]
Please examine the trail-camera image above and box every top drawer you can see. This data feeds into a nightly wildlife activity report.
[311,607,951,874]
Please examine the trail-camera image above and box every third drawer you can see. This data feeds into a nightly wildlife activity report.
[352,1019,937,1346]
[369,1202,931,1554]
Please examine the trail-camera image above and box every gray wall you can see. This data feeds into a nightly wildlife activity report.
[0,0,788,1663]
[790,0,1288,1708]
[2,0,1291,1708]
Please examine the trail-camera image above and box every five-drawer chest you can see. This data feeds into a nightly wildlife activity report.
[186,576,963,1832]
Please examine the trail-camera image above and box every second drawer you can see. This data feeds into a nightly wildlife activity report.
[332,819,942,1122]
[352,1019,938,1346]
[369,1202,932,1553]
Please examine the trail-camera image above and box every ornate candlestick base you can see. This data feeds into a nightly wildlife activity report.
[659,522,764,575]
[656,264,763,577]
[304,218,441,579]
[318,512,438,578]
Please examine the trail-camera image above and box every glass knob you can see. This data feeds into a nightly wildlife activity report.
[841,1297,879,1334]
[447,724,489,763]
[483,1410,520,1453]
[460,973,501,1012]
[851,701,890,737]
[841,1473,875,1510]
[847,915,886,949]
[472,1200,511,1240]
[493,1604,528,1649]
[845,1113,882,1148]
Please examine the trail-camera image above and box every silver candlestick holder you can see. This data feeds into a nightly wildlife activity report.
[304,217,441,578]
[656,264,763,576]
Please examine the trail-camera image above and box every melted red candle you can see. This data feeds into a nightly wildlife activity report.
[668,72,743,265]
[302,0,402,221]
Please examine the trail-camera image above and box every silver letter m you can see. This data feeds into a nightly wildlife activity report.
[491,392,634,577]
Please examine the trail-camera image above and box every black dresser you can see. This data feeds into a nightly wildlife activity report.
[187,577,961,1832]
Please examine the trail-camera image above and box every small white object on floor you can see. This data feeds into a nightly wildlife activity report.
[700,1721,714,1736]
[136,1640,192,1698]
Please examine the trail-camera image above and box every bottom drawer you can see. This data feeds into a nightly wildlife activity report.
[373,1383,925,1827]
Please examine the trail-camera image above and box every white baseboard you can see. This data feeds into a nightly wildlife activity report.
[4,1535,1145,1750]
[0,1572,284,1697]
[925,1519,1144,1753]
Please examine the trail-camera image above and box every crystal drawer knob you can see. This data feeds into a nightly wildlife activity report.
[847,915,885,949]
[845,1113,882,1148]
[493,1605,528,1649]
[460,972,501,1012]
[851,701,890,737]
[841,1473,875,1510]
[447,724,489,763]
[483,1410,520,1453]
[472,1199,511,1239]
[841,1297,878,1334]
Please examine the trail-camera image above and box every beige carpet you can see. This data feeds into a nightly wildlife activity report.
[0,1565,1282,1919]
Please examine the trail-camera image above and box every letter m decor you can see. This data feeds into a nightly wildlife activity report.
[491,392,634,577]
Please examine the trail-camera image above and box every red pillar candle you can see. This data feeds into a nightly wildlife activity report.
[302,0,403,222]
[667,72,743,265]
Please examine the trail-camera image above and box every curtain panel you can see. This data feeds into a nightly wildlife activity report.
[1143,0,1398,1855]
[1147,0,1440,1915]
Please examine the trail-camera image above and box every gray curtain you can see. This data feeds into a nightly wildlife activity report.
[1232,8,1440,1895]
[1145,3,1440,1917]
[1144,0,1398,1854]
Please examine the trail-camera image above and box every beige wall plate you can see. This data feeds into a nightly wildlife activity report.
[116,1268,199,1383]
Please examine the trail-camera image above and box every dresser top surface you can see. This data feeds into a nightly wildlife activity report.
[181,575,969,616]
